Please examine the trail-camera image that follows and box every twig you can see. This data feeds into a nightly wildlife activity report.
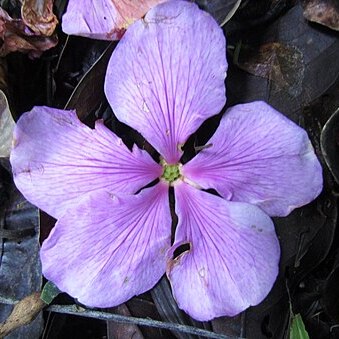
[47,304,244,339]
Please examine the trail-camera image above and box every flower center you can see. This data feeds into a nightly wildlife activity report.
[162,164,180,183]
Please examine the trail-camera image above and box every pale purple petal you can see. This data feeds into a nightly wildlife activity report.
[105,1,227,164]
[10,106,162,219]
[167,182,280,321]
[62,0,165,40]
[182,101,323,217]
[41,183,171,307]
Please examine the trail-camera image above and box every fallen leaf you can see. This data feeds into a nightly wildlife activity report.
[237,42,304,97]
[321,108,339,184]
[226,2,339,117]
[0,7,58,57]
[0,90,15,158]
[289,314,310,339]
[21,0,58,36]
[64,42,115,122]
[107,304,144,339]
[0,179,42,338]
[151,277,206,339]
[323,258,339,322]
[40,281,61,305]
[302,0,339,31]
[0,293,46,338]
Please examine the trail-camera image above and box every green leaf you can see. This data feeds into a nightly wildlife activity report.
[40,281,61,304]
[290,313,310,339]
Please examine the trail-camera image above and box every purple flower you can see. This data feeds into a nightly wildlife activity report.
[10,1,322,321]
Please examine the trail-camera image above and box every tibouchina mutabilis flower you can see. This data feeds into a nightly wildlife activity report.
[10,1,322,321]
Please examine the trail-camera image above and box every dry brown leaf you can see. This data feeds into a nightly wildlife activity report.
[0,293,46,338]
[22,0,58,36]
[0,7,58,57]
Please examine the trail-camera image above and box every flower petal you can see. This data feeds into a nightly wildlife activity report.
[182,101,323,217]
[41,182,171,307]
[105,1,227,163]
[10,106,162,219]
[167,182,280,321]
[62,0,165,40]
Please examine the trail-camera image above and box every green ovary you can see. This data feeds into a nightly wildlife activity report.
[162,164,180,183]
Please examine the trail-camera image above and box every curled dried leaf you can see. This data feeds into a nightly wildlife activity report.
[0,293,46,338]
[22,0,58,36]
[0,7,58,57]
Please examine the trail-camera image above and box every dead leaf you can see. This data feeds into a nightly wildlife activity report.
[0,57,7,93]
[237,42,304,97]
[64,42,115,122]
[107,304,144,339]
[226,3,339,116]
[0,90,15,158]
[0,292,46,338]
[302,0,339,31]
[21,0,58,36]
[320,108,339,184]
[0,7,58,58]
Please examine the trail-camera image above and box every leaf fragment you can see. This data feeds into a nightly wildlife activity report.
[302,0,339,31]
[0,292,45,338]
[40,281,61,305]
[320,108,339,184]
[194,0,242,26]
[237,42,304,97]
[21,0,58,36]
[0,7,58,57]
[289,314,310,339]
[0,89,15,158]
